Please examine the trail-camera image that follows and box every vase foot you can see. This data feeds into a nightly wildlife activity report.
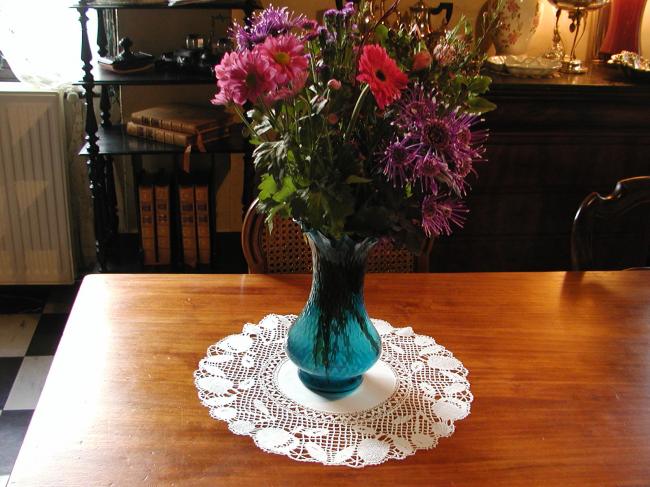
[298,370,363,394]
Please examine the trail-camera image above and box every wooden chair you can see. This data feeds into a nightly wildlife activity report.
[241,199,433,273]
[571,176,650,271]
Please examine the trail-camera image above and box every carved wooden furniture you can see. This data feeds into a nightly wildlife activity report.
[571,176,650,270]
[73,1,260,272]
[241,199,433,273]
[431,64,650,272]
[8,272,650,485]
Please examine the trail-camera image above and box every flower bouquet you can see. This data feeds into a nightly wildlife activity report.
[213,1,500,394]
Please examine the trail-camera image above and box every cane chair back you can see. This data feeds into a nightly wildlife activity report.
[571,176,650,270]
[242,200,432,274]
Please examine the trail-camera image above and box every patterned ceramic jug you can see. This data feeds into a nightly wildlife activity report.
[494,0,541,55]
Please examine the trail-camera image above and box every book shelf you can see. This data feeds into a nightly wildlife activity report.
[78,124,246,156]
[72,1,262,9]
[74,0,259,272]
[73,69,215,85]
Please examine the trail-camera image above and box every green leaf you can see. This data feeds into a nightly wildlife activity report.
[345,175,372,184]
[272,176,297,203]
[304,191,326,229]
[313,97,328,115]
[345,206,394,234]
[467,96,497,114]
[258,174,278,201]
[375,24,389,43]
[317,185,355,237]
[468,75,492,95]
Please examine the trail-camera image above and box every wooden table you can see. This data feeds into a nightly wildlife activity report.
[8,272,650,486]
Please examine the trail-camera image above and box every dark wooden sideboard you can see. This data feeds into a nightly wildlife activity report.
[430,64,650,272]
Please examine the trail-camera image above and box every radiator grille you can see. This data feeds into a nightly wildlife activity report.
[0,87,74,284]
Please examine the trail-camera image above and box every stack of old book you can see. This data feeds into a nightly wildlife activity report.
[127,104,234,151]
[177,171,212,270]
[138,171,172,267]
[138,169,213,270]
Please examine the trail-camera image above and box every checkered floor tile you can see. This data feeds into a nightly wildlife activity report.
[0,284,78,481]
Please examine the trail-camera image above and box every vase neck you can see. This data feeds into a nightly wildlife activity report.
[306,232,375,295]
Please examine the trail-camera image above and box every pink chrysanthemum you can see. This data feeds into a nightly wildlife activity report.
[421,195,468,237]
[264,70,308,103]
[432,43,458,67]
[212,50,278,106]
[356,45,408,110]
[256,34,309,85]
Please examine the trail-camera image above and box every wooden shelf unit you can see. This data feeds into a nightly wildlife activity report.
[75,0,257,272]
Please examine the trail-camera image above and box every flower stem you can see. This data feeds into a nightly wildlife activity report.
[344,84,370,141]
[232,104,260,140]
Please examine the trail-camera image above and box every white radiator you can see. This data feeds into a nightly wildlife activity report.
[0,84,75,284]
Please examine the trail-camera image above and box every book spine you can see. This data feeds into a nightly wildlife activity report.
[126,121,194,147]
[130,116,222,135]
[138,181,157,266]
[179,184,198,269]
[195,183,211,266]
[155,182,171,266]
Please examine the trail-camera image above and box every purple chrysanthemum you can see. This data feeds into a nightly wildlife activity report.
[231,6,306,51]
[381,137,421,185]
[421,195,468,237]
[393,85,437,132]
[394,86,487,195]
[445,110,487,179]
[414,150,447,193]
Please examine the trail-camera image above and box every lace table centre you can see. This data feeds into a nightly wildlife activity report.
[194,314,473,468]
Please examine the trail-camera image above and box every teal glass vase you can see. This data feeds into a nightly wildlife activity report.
[286,231,381,394]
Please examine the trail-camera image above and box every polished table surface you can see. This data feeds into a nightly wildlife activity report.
[8,272,650,486]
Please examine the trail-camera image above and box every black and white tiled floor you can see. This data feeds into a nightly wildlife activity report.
[0,285,78,487]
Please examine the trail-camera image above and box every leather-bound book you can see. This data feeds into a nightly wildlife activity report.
[138,172,157,266]
[154,174,171,266]
[130,104,231,135]
[126,121,234,148]
[194,182,211,266]
[126,122,194,147]
[178,177,198,269]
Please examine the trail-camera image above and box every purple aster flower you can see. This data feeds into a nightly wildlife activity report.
[393,85,439,132]
[231,6,306,51]
[421,195,468,237]
[414,150,448,193]
[318,26,333,44]
[343,2,356,13]
[445,110,487,179]
[381,137,421,186]
[395,86,487,195]
[301,19,319,31]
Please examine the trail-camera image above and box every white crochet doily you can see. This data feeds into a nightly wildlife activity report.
[194,314,472,468]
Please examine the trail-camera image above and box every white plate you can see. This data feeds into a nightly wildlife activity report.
[503,55,561,77]
[485,55,507,72]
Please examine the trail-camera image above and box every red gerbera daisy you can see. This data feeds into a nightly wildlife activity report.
[356,44,408,109]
